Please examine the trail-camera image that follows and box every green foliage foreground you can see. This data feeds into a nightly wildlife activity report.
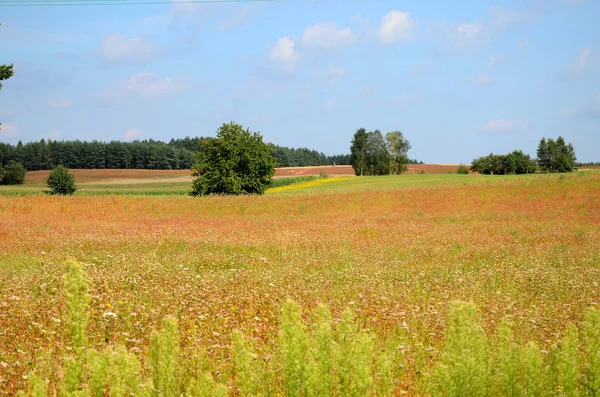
[16,260,600,396]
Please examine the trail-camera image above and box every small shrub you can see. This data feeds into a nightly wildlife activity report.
[319,171,329,179]
[418,170,425,175]
[47,165,77,195]
[456,164,469,175]
[0,160,26,185]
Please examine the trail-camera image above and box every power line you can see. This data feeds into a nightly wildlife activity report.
[0,0,275,7]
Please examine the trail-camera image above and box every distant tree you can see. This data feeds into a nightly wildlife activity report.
[537,136,577,173]
[503,150,537,174]
[470,153,505,175]
[536,138,550,172]
[0,160,26,185]
[385,130,411,174]
[47,165,77,195]
[351,128,412,176]
[350,128,369,176]
[366,130,390,175]
[471,151,537,175]
[456,164,469,175]
[191,122,275,195]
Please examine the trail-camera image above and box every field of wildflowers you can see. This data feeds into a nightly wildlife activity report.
[0,171,599,395]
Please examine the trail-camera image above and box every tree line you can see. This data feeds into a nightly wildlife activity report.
[0,138,360,171]
[470,136,577,175]
[0,139,197,171]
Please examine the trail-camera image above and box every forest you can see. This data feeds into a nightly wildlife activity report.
[0,137,357,171]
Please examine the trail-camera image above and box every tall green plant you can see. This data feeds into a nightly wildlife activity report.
[281,300,310,396]
[426,302,491,397]
[583,309,600,396]
[149,317,180,397]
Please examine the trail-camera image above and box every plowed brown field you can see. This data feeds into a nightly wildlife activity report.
[24,164,469,184]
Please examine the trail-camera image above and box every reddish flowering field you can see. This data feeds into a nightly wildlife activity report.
[1,172,599,394]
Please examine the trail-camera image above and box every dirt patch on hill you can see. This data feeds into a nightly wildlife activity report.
[24,164,473,184]
[25,169,192,184]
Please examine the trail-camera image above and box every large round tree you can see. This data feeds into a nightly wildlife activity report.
[191,122,275,195]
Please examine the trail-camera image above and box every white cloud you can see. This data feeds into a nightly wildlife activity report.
[48,97,73,109]
[452,22,483,49]
[0,123,19,139]
[104,72,188,102]
[490,6,523,30]
[301,22,354,50]
[562,48,592,76]
[480,119,530,132]
[268,36,299,72]
[126,73,187,96]
[99,34,156,64]
[474,75,493,85]
[124,128,140,140]
[325,99,336,111]
[377,11,414,45]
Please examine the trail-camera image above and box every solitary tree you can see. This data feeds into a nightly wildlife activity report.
[47,165,77,195]
[350,128,369,176]
[191,122,275,195]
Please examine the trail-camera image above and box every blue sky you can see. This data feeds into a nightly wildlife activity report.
[0,0,599,163]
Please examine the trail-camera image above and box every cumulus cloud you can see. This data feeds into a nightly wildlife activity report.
[99,35,156,64]
[0,122,19,139]
[301,22,354,50]
[48,97,73,109]
[104,72,188,102]
[268,36,299,72]
[480,119,530,132]
[377,11,414,45]
[124,128,140,140]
